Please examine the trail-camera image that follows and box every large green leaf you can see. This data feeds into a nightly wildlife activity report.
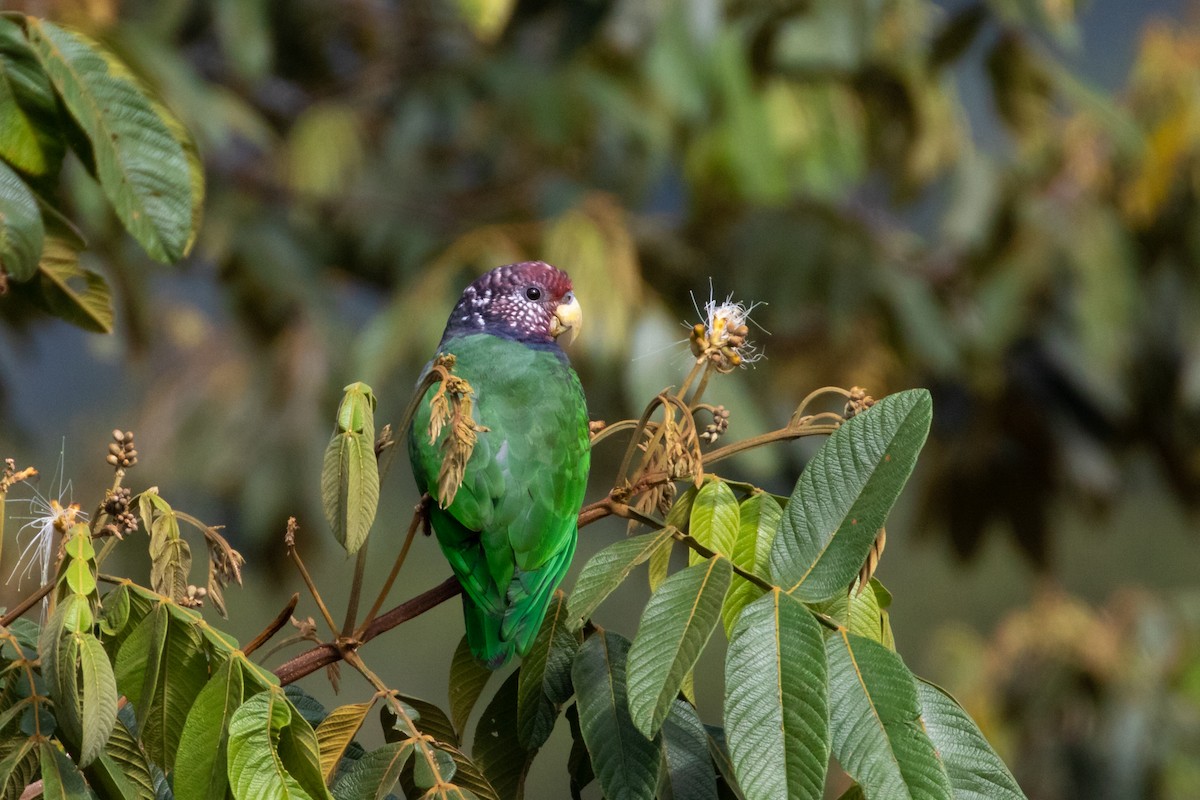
[316,701,375,785]
[474,672,534,800]
[915,681,1026,800]
[724,589,829,800]
[51,631,118,767]
[572,632,660,800]
[25,20,196,262]
[688,480,739,565]
[826,632,951,800]
[567,527,675,630]
[86,716,157,800]
[516,591,579,749]
[770,390,932,602]
[817,579,893,647]
[449,635,493,738]
[174,656,245,800]
[39,740,89,800]
[659,699,718,800]
[721,493,782,636]
[332,741,413,800]
[227,688,332,800]
[0,18,64,176]
[114,606,209,771]
[0,160,41,281]
[627,556,731,737]
[0,737,38,800]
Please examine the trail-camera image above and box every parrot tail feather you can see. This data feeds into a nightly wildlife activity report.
[502,531,578,658]
[462,592,515,669]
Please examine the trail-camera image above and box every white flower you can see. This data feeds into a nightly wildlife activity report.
[689,286,766,372]
[5,465,86,591]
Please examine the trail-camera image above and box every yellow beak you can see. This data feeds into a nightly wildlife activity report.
[550,294,582,346]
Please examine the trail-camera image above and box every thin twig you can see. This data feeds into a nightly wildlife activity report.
[357,496,428,637]
[285,520,340,637]
[342,544,370,637]
[0,582,53,626]
[243,593,300,657]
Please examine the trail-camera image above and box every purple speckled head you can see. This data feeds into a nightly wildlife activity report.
[439,262,577,348]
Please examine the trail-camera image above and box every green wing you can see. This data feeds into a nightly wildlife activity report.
[408,334,590,668]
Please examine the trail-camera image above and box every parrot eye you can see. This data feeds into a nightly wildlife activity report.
[525,286,542,301]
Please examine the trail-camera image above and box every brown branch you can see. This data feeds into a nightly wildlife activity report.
[243,593,299,657]
[0,582,53,627]
[273,575,461,685]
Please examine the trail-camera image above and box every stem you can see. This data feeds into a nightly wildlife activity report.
[588,419,642,448]
[675,358,707,402]
[243,593,299,657]
[274,576,461,686]
[614,395,668,487]
[356,496,427,637]
[287,537,340,637]
[342,543,369,637]
[92,468,127,568]
[0,582,53,626]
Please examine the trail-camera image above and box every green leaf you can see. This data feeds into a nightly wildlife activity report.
[721,493,782,637]
[449,635,493,738]
[516,591,579,749]
[564,703,594,799]
[25,20,195,262]
[37,232,113,333]
[0,736,38,799]
[321,431,379,555]
[55,632,118,766]
[474,672,534,800]
[39,740,89,800]
[0,159,42,282]
[688,480,739,565]
[114,606,209,772]
[572,631,660,800]
[826,631,952,800]
[659,699,718,800]
[381,695,458,747]
[0,18,65,176]
[653,486,695,591]
[227,688,332,800]
[174,656,245,800]
[724,589,829,800]
[567,527,676,630]
[86,716,157,800]
[816,579,891,645]
[915,681,1026,800]
[413,747,455,789]
[316,701,375,784]
[769,390,932,602]
[627,556,732,737]
[332,741,413,800]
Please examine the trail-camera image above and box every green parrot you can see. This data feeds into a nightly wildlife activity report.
[409,262,590,668]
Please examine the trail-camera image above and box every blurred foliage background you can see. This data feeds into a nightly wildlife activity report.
[2,0,1200,797]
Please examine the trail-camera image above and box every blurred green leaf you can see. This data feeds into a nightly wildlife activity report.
[0,159,42,281]
[0,18,64,176]
[37,230,112,333]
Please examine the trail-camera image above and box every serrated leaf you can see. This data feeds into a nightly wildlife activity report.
[915,681,1026,800]
[567,527,676,630]
[721,493,782,637]
[627,556,732,737]
[227,688,332,800]
[37,231,112,332]
[25,20,195,262]
[321,431,379,555]
[174,656,244,800]
[449,635,493,738]
[332,741,413,800]
[474,671,534,800]
[316,701,375,784]
[688,480,739,566]
[659,699,718,800]
[724,589,829,800]
[0,159,42,282]
[86,715,157,800]
[517,591,579,749]
[0,18,65,176]
[770,390,932,602]
[572,632,660,800]
[826,631,952,800]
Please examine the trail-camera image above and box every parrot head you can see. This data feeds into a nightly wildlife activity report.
[441,261,582,348]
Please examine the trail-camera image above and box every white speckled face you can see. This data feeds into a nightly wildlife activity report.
[443,261,575,345]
